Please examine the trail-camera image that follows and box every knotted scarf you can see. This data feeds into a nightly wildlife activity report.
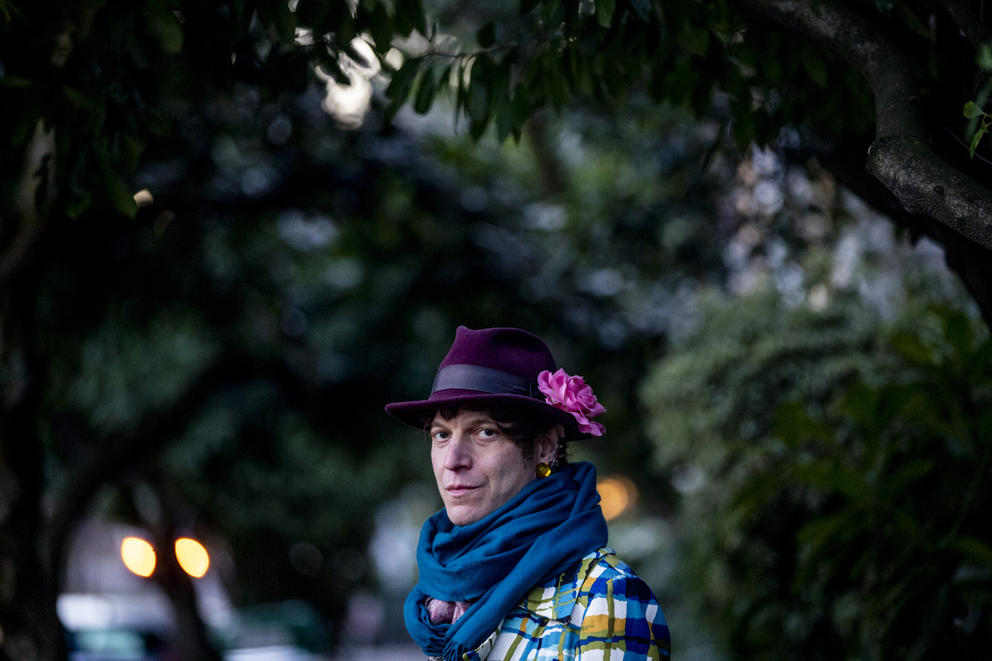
[404,461,608,660]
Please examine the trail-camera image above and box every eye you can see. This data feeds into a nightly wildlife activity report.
[477,427,498,440]
[431,429,450,443]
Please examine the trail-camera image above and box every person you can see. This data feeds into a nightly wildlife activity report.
[385,326,671,660]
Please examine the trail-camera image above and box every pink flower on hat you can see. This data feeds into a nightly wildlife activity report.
[537,368,606,436]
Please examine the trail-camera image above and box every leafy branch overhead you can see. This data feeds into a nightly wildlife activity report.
[6,0,992,259]
[331,0,992,325]
[964,101,989,157]
[963,42,992,158]
[372,1,992,252]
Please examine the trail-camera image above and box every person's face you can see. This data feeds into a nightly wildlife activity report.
[430,409,551,526]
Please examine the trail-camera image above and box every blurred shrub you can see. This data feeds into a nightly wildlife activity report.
[642,284,992,658]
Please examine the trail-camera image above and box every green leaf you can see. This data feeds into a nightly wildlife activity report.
[468,114,490,140]
[797,509,855,547]
[942,309,974,358]
[594,0,615,28]
[793,463,870,501]
[838,381,879,425]
[106,171,138,218]
[0,76,33,88]
[368,3,393,50]
[495,100,515,143]
[677,24,709,57]
[979,44,992,71]
[465,57,493,139]
[144,3,183,54]
[568,45,594,95]
[477,21,495,48]
[510,83,532,128]
[963,101,985,119]
[336,15,356,47]
[775,400,827,447]
[395,0,427,36]
[894,4,932,41]
[880,460,934,497]
[969,124,986,157]
[889,330,933,365]
[65,190,92,220]
[800,48,828,87]
[383,57,419,121]
[951,536,992,568]
[385,57,418,101]
[413,71,435,114]
[731,470,785,518]
[466,75,490,126]
[62,86,103,115]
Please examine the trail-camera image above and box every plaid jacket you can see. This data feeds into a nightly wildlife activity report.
[434,546,671,661]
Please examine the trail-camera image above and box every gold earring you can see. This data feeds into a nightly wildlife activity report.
[536,463,552,479]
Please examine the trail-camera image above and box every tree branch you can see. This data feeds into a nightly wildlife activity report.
[738,0,992,251]
[0,121,55,290]
[867,135,992,245]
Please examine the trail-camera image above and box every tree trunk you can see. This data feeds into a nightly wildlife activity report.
[0,268,65,661]
[0,99,65,661]
[143,482,223,661]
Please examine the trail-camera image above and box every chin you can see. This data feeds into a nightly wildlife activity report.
[447,508,482,526]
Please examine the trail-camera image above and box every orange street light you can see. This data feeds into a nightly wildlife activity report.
[174,537,210,578]
[597,475,639,521]
[121,537,156,578]
[120,536,211,578]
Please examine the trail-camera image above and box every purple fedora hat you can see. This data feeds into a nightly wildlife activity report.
[385,326,606,438]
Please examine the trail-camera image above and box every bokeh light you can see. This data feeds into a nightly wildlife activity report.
[597,475,638,521]
[174,537,210,578]
[120,537,156,578]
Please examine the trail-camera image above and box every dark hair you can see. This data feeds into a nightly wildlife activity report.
[423,404,569,462]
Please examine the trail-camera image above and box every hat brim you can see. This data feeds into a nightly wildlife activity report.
[384,389,590,439]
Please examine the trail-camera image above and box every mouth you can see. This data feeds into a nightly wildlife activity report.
[446,485,479,497]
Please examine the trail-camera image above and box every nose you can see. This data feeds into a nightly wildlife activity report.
[443,434,472,471]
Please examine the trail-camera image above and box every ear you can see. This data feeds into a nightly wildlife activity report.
[536,425,564,464]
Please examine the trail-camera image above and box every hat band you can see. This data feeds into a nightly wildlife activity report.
[432,364,542,399]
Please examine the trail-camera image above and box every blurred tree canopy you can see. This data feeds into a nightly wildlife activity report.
[643,280,992,657]
[1,1,726,657]
[379,0,992,325]
[2,1,991,660]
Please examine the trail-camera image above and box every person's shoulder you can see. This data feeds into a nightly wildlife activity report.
[515,546,612,619]
[520,547,655,617]
[570,548,672,657]
[583,545,637,581]
[575,546,660,604]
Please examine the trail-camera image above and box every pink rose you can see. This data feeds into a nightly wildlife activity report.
[537,368,606,436]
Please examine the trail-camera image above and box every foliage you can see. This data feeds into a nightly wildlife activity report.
[26,58,746,645]
[382,0,873,147]
[775,306,992,658]
[374,0,992,318]
[642,269,992,657]
[963,42,992,158]
[0,0,426,224]
[4,0,992,658]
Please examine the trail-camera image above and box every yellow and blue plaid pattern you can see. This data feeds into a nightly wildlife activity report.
[459,547,670,660]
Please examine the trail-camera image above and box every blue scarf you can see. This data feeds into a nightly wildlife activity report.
[404,461,608,660]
